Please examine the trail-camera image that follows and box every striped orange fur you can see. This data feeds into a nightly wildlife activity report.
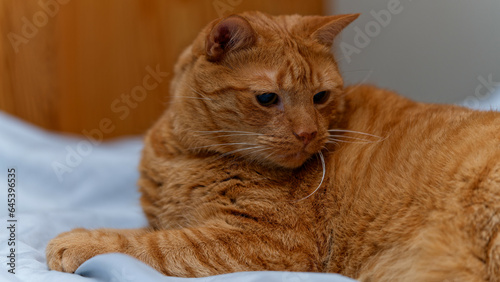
[46,11,500,281]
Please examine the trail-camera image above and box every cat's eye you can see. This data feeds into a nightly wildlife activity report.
[313,91,330,105]
[256,93,279,107]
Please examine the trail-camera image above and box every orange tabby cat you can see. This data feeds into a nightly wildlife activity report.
[46,11,500,281]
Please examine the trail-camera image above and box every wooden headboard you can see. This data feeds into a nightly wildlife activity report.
[0,0,324,139]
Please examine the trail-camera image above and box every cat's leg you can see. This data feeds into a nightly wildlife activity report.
[356,246,487,282]
[356,219,488,282]
[46,228,148,273]
[46,225,319,276]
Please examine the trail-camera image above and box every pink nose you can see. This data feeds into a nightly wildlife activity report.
[294,130,317,145]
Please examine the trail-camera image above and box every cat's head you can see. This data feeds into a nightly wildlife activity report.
[167,11,358,169]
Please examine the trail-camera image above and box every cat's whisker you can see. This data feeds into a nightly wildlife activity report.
[295,151,326,202]
[194,133,264,139]
[214,146,265,161]
[325,141,340,147]
[327,129,382,139]
[328,134,372,141]
[328,134,382,143]
[341,69,374,74]
[261,149,279,163]
[191,142,257,150]
[189,86,213,101]
[238,146,273,160]
[224,146,272,167]
[328,138,376,144]
[213,133,264,138]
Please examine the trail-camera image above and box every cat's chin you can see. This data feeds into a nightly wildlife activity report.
[272,151,314,169]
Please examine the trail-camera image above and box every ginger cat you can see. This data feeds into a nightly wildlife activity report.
[46,11,500,281]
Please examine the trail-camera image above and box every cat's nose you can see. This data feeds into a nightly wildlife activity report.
[294,130,317,146]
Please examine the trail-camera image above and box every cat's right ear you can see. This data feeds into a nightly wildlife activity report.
[309,13,360,46]
[205,15,256,62]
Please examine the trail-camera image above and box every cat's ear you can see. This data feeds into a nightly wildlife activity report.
[205,15,256,61]
[308,14,360,46]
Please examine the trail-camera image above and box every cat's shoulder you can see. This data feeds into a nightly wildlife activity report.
[344,84,407,102]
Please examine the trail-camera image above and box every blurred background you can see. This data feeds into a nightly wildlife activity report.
[0,0,499,139]
[331,0,500,105]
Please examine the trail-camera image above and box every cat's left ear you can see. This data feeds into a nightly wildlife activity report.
[307,14,360,46]
[205,15,256,61]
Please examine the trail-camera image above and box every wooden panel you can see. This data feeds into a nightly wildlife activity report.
[0,0,324,139]
[0,0,60,131]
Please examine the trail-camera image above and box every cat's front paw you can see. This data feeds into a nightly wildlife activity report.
[46,228,110,273]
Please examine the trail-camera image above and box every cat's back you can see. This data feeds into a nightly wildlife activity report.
[334,85,500,204]
[340,85,500,177]
[325,85,500,281]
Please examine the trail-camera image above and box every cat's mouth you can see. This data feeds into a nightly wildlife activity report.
[275,150,314,168]
[269,138,326,168]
